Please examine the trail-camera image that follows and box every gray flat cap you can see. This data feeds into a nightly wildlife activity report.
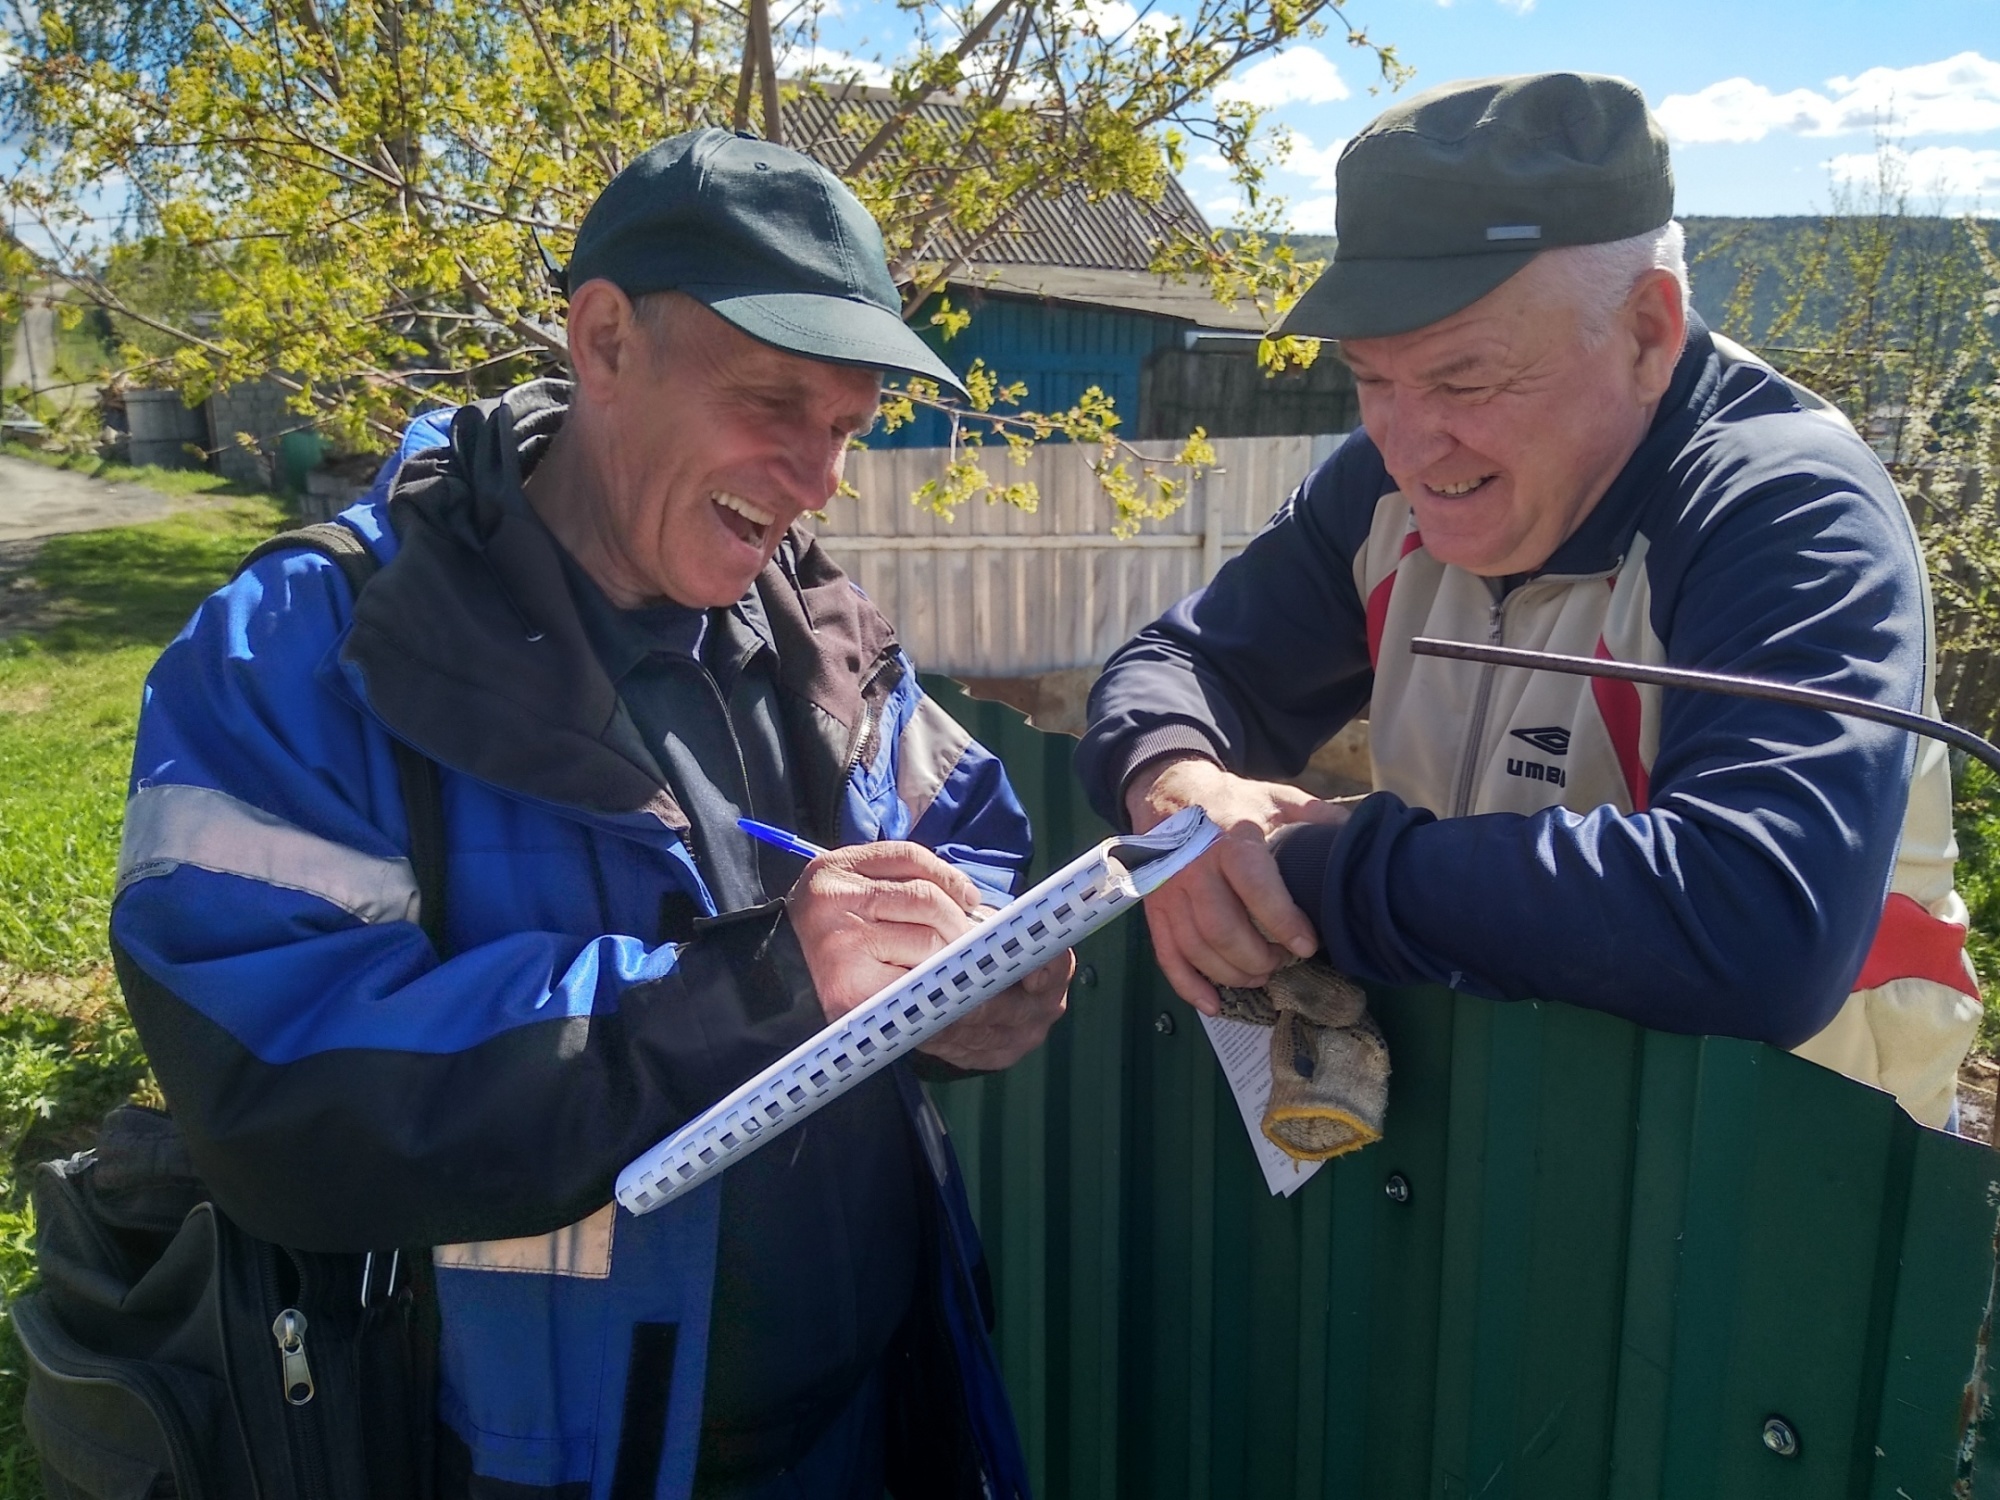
[1276,72,1674,341]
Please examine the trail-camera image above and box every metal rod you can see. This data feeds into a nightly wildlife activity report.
[1408,637,2000,779]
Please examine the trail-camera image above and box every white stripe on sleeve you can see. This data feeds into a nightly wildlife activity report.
[116,782,422,927]
[894,695,974,831]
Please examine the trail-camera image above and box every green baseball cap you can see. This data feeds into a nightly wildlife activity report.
[1275,72,1673,342]
[567,128,968,398]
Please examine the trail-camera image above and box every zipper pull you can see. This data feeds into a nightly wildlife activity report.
[272,1308,316,1406]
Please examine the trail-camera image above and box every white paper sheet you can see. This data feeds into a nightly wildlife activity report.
[1199,1012,1325,1198]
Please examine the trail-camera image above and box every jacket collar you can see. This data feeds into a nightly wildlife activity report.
[1535,315,1725,578]
[339,381,898,836]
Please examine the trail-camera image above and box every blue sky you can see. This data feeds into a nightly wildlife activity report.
[6,0,1993,246]
[812,0,1999,227]
[1204,0,2000,226]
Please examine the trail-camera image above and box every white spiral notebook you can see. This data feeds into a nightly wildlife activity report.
[616,805,1222,1215]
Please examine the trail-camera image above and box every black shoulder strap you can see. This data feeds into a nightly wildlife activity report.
[237,523,449,953]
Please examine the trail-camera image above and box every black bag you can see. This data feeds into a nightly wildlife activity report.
[13,1106,436,1500]
[11,522,446,1499]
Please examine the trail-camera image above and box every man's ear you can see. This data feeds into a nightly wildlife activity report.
[1626,268,1687,404]
[565,279,639,405]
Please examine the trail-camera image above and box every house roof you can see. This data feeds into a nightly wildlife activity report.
[784,89,1264,328]
[946,264,1270,331]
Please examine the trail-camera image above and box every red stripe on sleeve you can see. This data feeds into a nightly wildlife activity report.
[1591,636,1650,812]
[1855,891,1981,998]
[1366,529,1424,670]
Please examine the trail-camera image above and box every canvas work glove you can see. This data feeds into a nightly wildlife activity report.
[1217,957,1390,1162]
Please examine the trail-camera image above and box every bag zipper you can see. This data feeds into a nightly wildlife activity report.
[272,1308,315,1406]
[11,1296,213,1500]
[261,1247,337,1497]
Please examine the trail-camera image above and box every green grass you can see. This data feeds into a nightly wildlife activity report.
[46,323,108,388]
[0,500,291,975]
[0,497,287,1497]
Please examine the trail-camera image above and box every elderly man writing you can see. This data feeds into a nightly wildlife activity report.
[1078,73,1978,1128]
[110,130,1066,1498]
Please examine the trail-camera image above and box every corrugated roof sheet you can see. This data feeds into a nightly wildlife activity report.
[785,88,1214,274]
[949,264,1268,330]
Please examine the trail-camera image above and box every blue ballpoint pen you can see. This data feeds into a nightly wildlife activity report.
[736,817,831,861]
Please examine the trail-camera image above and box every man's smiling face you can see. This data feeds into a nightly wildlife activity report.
[593,294,882,608]
[1341,257,1677,577]
[616,300,884,612]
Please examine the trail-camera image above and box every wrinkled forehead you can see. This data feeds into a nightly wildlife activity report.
[693,313,885,426]
[1338,263,1582,383]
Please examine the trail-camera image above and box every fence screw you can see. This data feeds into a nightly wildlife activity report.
[1077,965,1098,989]
[1384,1172,1411,1204]
[1154,1012,1175,1036]
[1760,1417,1800,1458]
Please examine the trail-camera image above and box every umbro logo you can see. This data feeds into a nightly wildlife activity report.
[1510,726,1571,756]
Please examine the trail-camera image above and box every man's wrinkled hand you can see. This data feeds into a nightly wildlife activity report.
[1124,756,1353,1016]
[788,842,981,1024]
[919,941,1074,1073]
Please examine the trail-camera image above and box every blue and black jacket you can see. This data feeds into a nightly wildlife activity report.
[110,385,1034,1498]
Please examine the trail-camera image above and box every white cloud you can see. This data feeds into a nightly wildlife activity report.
[1494,0,1535,13]
[1188,150,1231,175]
[1826,144,2000,209]
[1658,51,2000,144]
[1275,127,1346,188]
[1214,48,1349,109]
[1656,80,1834,143]
[780,42,892,87]
[1066,0,1177,42]
[1287,194,1339,234]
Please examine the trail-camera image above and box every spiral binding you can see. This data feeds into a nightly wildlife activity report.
[617,807,1221,1214]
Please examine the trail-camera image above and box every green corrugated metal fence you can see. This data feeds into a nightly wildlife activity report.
[922,675,2000,1500]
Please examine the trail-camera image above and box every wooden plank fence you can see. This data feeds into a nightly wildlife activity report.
[817,436,1341,677]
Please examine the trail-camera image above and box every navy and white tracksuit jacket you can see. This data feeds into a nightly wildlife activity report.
[109,389,1034,1497]
[1080,323,1979,1126]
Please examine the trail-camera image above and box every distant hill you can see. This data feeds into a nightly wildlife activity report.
[1680,216,2000,342]
[1261,218,2000,345]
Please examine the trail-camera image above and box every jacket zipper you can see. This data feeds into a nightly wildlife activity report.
[693,665,759,828]
[1449,593,1509,818]
[841,652,901,787]
[1442,561,1627,818]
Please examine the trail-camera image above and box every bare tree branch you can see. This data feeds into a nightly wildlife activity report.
[844,0,1017,178]
[751,0,782,143]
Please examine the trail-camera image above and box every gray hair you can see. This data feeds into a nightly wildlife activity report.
[1527,220,1690,348]
[632,287,703,354]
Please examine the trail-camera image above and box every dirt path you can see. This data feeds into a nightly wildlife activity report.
[0,452,194,543]
[0,452,237,637]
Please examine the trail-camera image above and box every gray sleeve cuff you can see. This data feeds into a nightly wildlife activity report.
[1111,726,1226,830]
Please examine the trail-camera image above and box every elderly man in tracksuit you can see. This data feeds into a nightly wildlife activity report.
[1079,73,1979,1129]
[111,131,1067,1497]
